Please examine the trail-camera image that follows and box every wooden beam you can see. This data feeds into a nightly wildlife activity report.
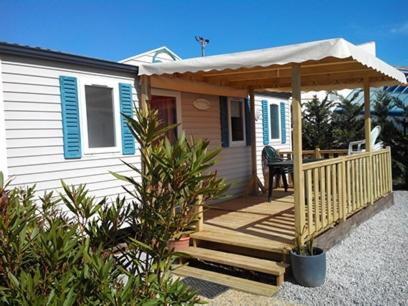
[200,58,357,77]
[292,64,305,244]
[205,62,367,83]
[249,90,257,194]
[226,70,382,89]
[150,75,248,97]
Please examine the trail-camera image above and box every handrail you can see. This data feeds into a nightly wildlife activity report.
[279,148,348,160]
[302,156,344,170]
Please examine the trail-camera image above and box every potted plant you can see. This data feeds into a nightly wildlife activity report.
[290,230,326,287]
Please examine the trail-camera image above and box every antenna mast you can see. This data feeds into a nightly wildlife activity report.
[195,36,210,57]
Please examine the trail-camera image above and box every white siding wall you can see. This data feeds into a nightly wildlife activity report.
[0,59,8,178]
[179,92,251,198]
[2,56,140,201]
[255,95,292,186]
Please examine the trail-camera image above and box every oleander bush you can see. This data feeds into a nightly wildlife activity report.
[0,104,227,304]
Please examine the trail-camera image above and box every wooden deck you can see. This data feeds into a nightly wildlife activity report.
[194,189,296,253]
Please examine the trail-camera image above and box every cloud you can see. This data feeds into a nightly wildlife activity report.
[390,22,408,35]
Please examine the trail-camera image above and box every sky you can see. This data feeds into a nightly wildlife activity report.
[0,0,407,65]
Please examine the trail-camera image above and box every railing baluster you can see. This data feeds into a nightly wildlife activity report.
[346,160,351,216]
[388,147,393,193]
[306,170,313,237]
[359,157,363,208]
[313,168,320,231]
[363,156,368,205]
[320,166,326,228]
[332,164,338,221]
[326,165,332,224]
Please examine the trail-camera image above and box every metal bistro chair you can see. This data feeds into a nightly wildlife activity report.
[262,146,293,194]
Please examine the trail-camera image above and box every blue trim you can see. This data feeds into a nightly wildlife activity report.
[280,102,286,144]
[219,96,229,148]
[245,98,251,146]
[119,83,135,155]
[59,76,81,159]
[261,100,269,145]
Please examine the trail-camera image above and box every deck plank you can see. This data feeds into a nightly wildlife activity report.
[173,265,280,297]
[199,193,295,253]
[191,229,292,253]
[181,247,287,275]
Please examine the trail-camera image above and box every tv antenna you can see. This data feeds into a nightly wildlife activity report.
[195,36,210,57]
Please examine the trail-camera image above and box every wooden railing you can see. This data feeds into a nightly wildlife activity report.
[298,147,392,241]
[279,148,348,160]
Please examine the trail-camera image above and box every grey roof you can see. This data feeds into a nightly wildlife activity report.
[0,41,138,75]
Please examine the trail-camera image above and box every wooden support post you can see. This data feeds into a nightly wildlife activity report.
[314,147,321,159]
[137,75,151,176]
[196,195,204,232]
[364,79,373,205]
[138,75,151,111]
[249,90,257,194]
[292,64,305,244]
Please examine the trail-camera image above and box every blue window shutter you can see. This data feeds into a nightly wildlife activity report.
[59,76,81,159]
[119,83,135,155]
[219,96,229,147]
[244,98,251,146]
[261,100,269,145]
[280,102,287,144]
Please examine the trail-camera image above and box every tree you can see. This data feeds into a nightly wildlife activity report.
[371,89,407,189]
[388,96,408,189]
[302,94,334,149]
[331,91,364,148]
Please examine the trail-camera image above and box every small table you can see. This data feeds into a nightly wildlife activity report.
[267,158,321,202]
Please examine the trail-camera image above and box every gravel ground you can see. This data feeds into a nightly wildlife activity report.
[184,191,408,306]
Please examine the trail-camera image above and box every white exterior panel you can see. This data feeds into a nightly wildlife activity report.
[1,55,140,201]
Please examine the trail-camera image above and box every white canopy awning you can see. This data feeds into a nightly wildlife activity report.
[138,38,406,92]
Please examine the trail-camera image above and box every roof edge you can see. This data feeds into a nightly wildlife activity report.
[120,46,182,63]
[0,42,138,75]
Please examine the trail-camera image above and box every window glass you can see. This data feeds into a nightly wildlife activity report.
[150,95,177,142]
[85,85,115,148]
[230,100,244,142]
[270,104,280,139]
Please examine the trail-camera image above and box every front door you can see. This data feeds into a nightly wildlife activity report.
[150,95,178,142]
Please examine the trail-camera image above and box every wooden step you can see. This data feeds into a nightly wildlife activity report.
[181,247,286,282]
[173,265,279,297]
[191,230,292,254]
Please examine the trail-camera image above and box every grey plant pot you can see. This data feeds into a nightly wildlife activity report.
[290,247,326,287]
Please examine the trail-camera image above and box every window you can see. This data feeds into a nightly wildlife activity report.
[229,98,246,145]
[85,85,116,148]
[270,104,280,140]
[151,95,178,142]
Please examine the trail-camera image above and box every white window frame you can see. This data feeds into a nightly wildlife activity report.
[228,97,246,147]
[268,101,281,142]
[151,88,182,136]
[78,77,122,155]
